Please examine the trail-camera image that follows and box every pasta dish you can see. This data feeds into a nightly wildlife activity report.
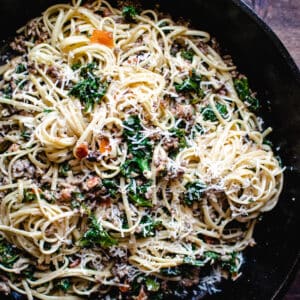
[0,0,283,299]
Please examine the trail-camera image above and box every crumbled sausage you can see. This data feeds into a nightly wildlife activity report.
[163,137,179,152]
[8,143,19,152]
[85,177,101,190]
[176,104,194,120]
[119,283,130,293]
[10,36,27,54]
[137,286,148,300]
[26,19,50,43]
[102,8,113,17]
[0,281,10,295]
[12,159,35,178]
[60,189,72,201]
[46,66,61,80]
[69,258,81,268]
[197,40,209,55]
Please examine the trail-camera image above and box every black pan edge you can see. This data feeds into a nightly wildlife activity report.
[232,1,300,297]
[229,1,300,298]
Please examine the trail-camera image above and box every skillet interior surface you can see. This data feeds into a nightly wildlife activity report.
[0,0,299,299]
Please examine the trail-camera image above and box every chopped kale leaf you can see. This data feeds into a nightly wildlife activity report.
[69,62,108,112]
[204,251,220,260]
[137,215,162,238]
[23,189,37,202]
[0,237,19,267]
[21,131,31,141]
[183,256,205,267]
[234,77,259,112]
[128,180,153,207]
[57,278,71,292]
[80,215,118,248]
[15,63,27,74]
[181,50,194,62]
[122,5,138,22]
[3,84,13,99]
[58,161,70,177]
[221,252,239,274]
[145,277,160,292]
[121,116,153,177]
[43,108,54,113]
[263,138,273,148]
[22,264,36,280]
[71,61,82,71]
[102,179,119,197]
[175,70,205,98]
[190,123,204,138]
[184,180,206,205]
[201,102,228,122]
[169,127,187,150]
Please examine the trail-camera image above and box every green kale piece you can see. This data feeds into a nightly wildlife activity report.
[15,63,27,74]
[174,71,205,98]
[234,77,259,111]
[145,277,160,292]
[57,278,71,292]
[181,50,194,62]
[122,5,138,22]
[23,189,37,202]
[69,62,108,112]
[183,256,205,267]
[221,252,239,274]
[80,215,118,248]
[201,102,228,122]
[121,116,153,177]
[0,238,19,267]
[128,180,153,207]
[204,251,220,260]
[137,215,162,238]
[58,161,70,177]
[102,179,119,198]
[184,180,206,205]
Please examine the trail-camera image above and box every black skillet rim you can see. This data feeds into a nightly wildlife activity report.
[223,1,300,299]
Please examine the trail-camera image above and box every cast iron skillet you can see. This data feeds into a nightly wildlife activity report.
[0,0,299,299]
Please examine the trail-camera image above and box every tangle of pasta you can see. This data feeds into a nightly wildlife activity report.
[0,0,283,299]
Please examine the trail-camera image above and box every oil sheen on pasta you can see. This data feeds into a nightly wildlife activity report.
[0,0,283,299]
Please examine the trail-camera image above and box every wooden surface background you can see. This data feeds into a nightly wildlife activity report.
[242,1,300,299]
[243,0,300,68]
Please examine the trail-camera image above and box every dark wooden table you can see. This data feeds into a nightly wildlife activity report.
[243,0,300,68]
[243,1,300,299]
